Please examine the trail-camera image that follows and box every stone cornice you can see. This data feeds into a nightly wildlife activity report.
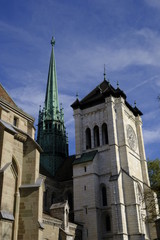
[0,98,34,122]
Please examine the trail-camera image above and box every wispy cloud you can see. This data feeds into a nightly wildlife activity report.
[145,0,160,9]
[0,20,43,47]
[143,127,160,145]
[57,28,160,91]
[143,109,160,122]
[126,76,159,94]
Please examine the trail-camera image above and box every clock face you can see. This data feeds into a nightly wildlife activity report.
[126,125,137,151]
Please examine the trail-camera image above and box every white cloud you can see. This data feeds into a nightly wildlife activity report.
[143,109,160,122]
[145,0,160,9]
[155,78,160,88]
[143,127,160,145]
[57,28,160,91]
[9,84,75,126]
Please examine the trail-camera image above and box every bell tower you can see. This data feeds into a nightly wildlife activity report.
[71,77,158,240]
[37,37,68,176]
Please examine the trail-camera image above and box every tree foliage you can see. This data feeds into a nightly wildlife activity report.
[147,159,160,215]
[148,159,160,195]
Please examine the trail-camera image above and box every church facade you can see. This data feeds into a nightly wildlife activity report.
[0,38,159,240]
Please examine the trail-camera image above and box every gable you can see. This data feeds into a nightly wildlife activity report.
[0,84,17,107]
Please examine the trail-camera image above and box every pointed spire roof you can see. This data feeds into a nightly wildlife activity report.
[45,37,59,115]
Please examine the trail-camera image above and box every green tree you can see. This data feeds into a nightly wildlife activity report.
[147,159,160,236]
[148,159,160,193]
[147,159,160,207]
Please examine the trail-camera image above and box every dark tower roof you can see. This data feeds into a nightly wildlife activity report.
[71,80,142,116]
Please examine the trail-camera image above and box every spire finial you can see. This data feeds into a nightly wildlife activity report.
[104,64,106,80]
[117,81,119,88]
[134,101,136,107]
[76,92,79,99]
[51,36,55,46]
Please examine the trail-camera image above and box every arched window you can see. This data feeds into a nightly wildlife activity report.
[94,125,100,147]
[102,123,109,145]
[86,128,91,149]
[106,215,111,232]
[102,186,107,206]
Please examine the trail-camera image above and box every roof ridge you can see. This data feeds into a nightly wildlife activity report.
[0,83,17,107]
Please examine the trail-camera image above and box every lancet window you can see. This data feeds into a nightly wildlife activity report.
[86,128,91,149]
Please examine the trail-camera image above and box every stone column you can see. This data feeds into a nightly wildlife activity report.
[135,115,150,185]
[13,191,20,240]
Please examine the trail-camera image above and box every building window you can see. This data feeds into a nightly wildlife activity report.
[102,123,109,145]
[94,125,100,147]
[86,128,91,149]
[102,186,107,206]
[105,215,111,232]
[13,116,18,127]
[84,185,86,191]
[84,166,87,172]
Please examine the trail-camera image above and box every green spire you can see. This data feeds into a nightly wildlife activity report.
[37,37,68,177]
[45,36,59,119]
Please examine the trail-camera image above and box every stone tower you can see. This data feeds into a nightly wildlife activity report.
[37,37,68,176]
[71,78,158,240]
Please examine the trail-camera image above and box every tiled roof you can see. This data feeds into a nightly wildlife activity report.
[73,150,97,165]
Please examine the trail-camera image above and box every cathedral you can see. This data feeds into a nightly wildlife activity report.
[0,37,159,240]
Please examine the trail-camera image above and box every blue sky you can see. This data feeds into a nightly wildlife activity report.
[0,0,160,159]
